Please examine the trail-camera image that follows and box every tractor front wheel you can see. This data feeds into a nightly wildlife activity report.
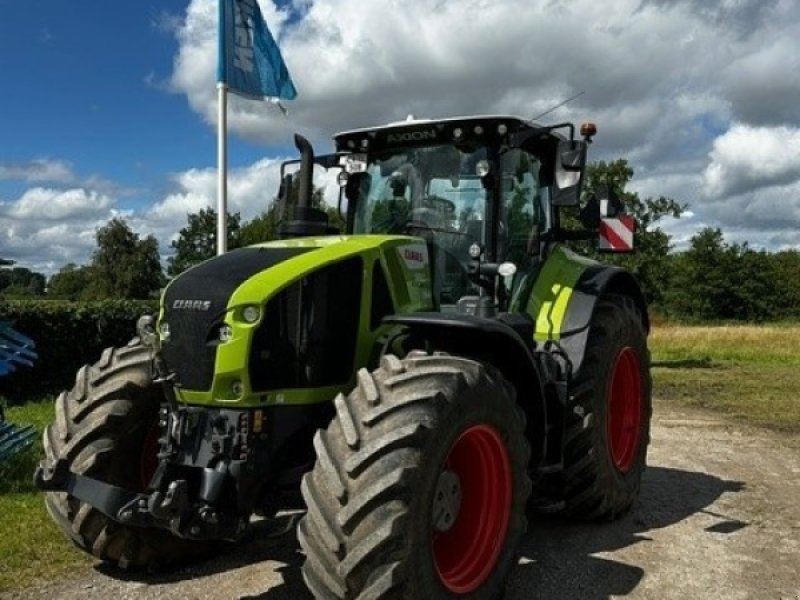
[43,340,211,569]
[298,352,531,599]
[562,294,652,520]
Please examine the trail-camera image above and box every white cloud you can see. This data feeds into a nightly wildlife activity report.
[703,124,800,198]
[0,203,114,274]
[166,0,800,209]
[148,157,286,223]
[7,187,113,221]
[146,157,341,247]
[0,157,324,275]
[168,0,754,149]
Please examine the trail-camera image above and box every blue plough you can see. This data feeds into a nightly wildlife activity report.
[0,321,38,465]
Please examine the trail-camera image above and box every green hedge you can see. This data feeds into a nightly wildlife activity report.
[0,299,158,403]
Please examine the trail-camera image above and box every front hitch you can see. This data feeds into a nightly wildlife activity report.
[34,458,246,541]
[35,458,142,520]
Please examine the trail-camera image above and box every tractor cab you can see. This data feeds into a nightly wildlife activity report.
[282,115,596,315]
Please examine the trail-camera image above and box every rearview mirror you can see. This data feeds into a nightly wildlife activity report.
[552,140,587,206]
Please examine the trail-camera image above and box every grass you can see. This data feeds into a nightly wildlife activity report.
[0,398,93,592]
[1,324,798,592]
[650,324,800,434]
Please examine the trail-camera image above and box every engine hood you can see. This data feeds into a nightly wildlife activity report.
[158,235,428,403]
[162,235,415,313]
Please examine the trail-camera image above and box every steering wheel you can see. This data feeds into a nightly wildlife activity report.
[411,196,456,225]
[422,195,456,214]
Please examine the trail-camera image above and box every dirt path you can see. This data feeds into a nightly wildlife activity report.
[5,401,799,600]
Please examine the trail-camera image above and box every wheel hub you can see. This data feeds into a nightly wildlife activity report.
[432,470,462,532]
[607,346,643,473]
[432,424,513,594]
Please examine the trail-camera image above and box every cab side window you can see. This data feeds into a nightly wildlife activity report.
[501,150,542,266]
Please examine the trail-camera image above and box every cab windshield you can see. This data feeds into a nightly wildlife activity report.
[351,144,488,253]
[350,143,543,267]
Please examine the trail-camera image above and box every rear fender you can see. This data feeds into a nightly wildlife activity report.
[558,266,648,373]
[517,245,648,374]
[383,313,548,467]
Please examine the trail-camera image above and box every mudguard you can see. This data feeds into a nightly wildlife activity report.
[514,245,648,374]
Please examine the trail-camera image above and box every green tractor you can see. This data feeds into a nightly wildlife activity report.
[36,115,651,598]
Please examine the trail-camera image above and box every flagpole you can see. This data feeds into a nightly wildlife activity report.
[216,81,228,255]
[216,0,297,257]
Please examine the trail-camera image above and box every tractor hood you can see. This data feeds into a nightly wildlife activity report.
[162,235,410,318]
[159,235,432,406]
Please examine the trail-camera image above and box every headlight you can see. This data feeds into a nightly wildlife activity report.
[242,305,260,324]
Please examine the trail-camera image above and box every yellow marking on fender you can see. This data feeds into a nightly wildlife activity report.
[534,282,575,342]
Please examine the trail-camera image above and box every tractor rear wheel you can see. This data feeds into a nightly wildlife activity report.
[298,352,530,599]
[43,340,211,569]
[562,294,652,520]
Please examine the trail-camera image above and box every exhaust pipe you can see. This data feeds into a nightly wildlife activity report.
[294,134,314,210]
[279,134,331,238]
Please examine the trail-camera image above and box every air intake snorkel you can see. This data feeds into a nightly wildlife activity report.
[279,134,332,238]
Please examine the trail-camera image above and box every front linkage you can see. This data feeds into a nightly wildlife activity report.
[35,317,255,542]
[36,412,251,541]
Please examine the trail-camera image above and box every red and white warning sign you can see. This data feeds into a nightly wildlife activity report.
[598,215,636,252]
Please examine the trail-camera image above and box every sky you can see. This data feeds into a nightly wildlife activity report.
[1,0,799,276]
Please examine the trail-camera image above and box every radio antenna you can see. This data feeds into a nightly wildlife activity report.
[531,91,585,121]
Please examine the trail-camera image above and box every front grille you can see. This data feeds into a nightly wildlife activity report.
[162,247,312,391]
[162,308,222,391]
[250,257,363,391]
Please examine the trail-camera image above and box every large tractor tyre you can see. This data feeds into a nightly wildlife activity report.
[43,340,211,569]
[562,293,652,521]
[299,352,531,600]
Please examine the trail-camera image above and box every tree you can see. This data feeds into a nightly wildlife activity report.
[239,190,344,247]
[577,159,687,308]
[240,208,280,246]
[324,201,346,233]
[169,184,345,276]
[47,263,94,300]
[279,178,344,233]
[0,265,46,297]
[167,209,242,277]
[666,228,778,321]
[770,250,800,319]
[90,218,164,299]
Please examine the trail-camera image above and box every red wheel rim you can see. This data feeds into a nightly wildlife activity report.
[139,420,160,490]
[607,347,643,473]
[432,424,513,594]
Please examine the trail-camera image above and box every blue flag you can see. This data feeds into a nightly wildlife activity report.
[217,0,297,101]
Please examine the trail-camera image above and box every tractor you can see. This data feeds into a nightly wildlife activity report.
[36,115,651,598]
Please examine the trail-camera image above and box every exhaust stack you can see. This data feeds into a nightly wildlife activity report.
[279,134,332,238]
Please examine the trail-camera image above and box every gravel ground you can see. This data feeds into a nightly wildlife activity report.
[5,401,799,600]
